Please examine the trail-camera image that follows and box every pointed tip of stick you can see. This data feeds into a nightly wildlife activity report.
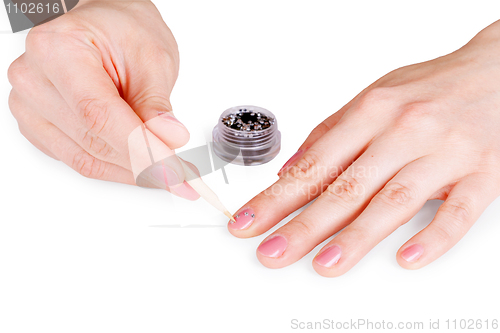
[224,211,236,223]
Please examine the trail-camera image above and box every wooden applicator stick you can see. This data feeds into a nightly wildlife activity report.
[178,159,235,222]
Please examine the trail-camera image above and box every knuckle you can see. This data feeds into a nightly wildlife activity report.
[79,129,115,160]
[149,46,173,63]
[323,174,364,203]
[132,87,172,114]
[26,25,53,57]
[8,91,19,116]
[140,43,177,71]
[355,87,394,112]
[8,91,26,121]
[7,58,27,88]
[310,122,331,138]
[440,197,473,225]
[71,150,106,179]
[26,19,83,62]
[18,125,29,138]
[286,152,324,182]
[77,98,111,136]
[394,102,440,132]
[432,198,474,243]
[376,182,416,208]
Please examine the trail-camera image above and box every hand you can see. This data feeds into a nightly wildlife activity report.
[228,20,500,276]
[7,0,199,200]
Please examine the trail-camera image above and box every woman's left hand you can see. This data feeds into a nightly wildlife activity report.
[227,20,500,277]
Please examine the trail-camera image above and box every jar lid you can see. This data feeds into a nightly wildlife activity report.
[212,105,281,166]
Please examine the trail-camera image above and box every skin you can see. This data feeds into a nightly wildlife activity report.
[7,0,199,199]
[229,20,500,276]
[7,2,500,275]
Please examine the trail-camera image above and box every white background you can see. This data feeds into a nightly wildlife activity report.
[1,1,499,332]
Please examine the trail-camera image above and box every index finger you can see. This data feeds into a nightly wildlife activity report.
[228,109,381,237]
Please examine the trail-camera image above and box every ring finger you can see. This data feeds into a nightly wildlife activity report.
[311,155,467,277]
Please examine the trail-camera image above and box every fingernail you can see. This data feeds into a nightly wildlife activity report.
[171,181,200,201]
[401,244,424,262]
[229,208,255,230]
[278,149,306,175]
[158,112,186,127]
[257,235,287,258]
[314,245,342,267]
[150,163,181,187]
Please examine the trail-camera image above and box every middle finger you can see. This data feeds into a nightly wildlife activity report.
[227,108,385,237]
[254,136,426,267]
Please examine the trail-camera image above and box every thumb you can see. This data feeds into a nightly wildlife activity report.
[126,67,190,150]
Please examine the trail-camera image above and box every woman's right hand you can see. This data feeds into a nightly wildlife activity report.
[7,0,199,200]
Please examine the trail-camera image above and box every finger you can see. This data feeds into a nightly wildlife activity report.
[31,46,137,150]
[18,123,59,160]
[298,104,349,150]
[181,159,201,179]
[277,103,351,176]
[227,92,399,238]
[311,157,462,277]
[9,67,124,167]
[15,105,135,184]
[171,159,201,201]
[397,173,499,269]
[124,57,189,149]
[278,86,380,176]
[9,89,58,160]
[254,139,431,268]
[38,46,186,187]
[227,106,384,237]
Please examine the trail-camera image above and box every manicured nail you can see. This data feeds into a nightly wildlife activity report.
[314,245,342,267]
[229,208,255,230]
[278,149,306,175]
[158,112,186,127]
[401,244,424,262]
[257,235,287,258]
[150,163,181,187]
[171,181,200,201]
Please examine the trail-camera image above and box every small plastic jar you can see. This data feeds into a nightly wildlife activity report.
[212,105,281,166]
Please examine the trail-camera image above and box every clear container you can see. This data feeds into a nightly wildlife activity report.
[212,105,281,166]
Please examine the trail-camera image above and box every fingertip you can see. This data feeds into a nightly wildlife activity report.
[312,263,345,278]
[181,159,201,178]
[255,250,285,269]
[396,243,425,270]
[312,246,348,278]
[226,206,270,238]
[226,223,258,239]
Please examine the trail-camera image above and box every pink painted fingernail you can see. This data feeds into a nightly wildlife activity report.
[401,244,424,262]
[171,181,200,201]
[257,235,287,258]
[314,245,342,267]
[229,208,255,230]
[150,163,181,187]
[278,149,306,175]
